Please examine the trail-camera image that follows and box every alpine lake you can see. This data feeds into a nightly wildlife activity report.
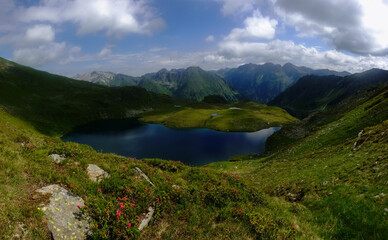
[62,119,280,166]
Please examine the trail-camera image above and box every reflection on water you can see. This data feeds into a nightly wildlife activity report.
[62,119,280,166]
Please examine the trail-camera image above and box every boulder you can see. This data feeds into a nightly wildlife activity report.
[138,207,154,231]
[87,164,110,182]
[36,185,89,240]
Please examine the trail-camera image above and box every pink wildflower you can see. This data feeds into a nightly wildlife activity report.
[126,223,131,227]
[116,209,121,217]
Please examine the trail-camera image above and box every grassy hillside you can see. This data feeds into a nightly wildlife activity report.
[140,101,298,132]
[0,58,174,136]
[207,88,388,239]
[269,69,388,118]
[0,106,313,239]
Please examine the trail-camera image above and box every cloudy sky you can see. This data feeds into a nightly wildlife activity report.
[1,0,388,76]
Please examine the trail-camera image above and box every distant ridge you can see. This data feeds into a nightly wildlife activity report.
[75,66,238,102]
[220,62,350,103]
[74,63,350,103]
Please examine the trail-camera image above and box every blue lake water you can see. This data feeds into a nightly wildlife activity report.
[62,119,280,166]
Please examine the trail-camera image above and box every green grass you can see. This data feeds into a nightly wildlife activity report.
[0,107,312,239]
[207,89,388,239]
[140,102,298,132]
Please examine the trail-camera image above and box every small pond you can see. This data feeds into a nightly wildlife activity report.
[62,119,280,166]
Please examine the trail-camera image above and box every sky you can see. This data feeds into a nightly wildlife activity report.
[1,0,388,76]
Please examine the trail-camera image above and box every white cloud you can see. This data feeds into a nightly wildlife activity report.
[273,0,388,56]
[97,46,113,58]
[13,42,67,66]
[226,10,277,41]
[205,35,215,42]
[19,0,165,36]
[215,0,261,16]
[25,25,55,45]
[214,39,388,73]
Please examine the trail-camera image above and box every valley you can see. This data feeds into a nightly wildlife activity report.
[0,57,387,239]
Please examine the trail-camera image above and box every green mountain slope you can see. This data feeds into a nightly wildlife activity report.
[142,67,238,101]
[0,58,173,135]
[208,86,388,239]
[269,69,388,118]
[222,62,350,103]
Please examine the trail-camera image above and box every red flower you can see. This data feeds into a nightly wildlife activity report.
[292,226,295,230]
[69,184,73,188]
[234,189,238,192]
[118,197,122,201]
[120,202,124,209]
[77,205,81,208]
[126,223,131,227]
[107,213,110,216]
[83,205,86,208]
[126,189,130,192]
[239,209,242,212]
[157,198,160,202]
[97,189,101,192]
[116,209,121,217]
[234,208,237,211]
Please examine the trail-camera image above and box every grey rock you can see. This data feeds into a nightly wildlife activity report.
[49,154,66,164]
[358,130,364,138]
[36,185,90,240]
[134,167,154,186]
[138,207,154,231]
[87,164,110,182]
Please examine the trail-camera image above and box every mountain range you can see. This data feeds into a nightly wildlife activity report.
[1,56,388,239]
[74,63,350,103]
[74,67,237,102]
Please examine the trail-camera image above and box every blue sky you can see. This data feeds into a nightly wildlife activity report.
[1,0,388,76]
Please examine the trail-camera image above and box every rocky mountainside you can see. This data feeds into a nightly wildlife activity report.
[75,67,238,102]
[74,71,138,87]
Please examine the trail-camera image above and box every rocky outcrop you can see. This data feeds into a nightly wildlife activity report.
[87,164,110,182]
[134,167,154,186]
[36,185,89,240]
[138,207,155,231]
